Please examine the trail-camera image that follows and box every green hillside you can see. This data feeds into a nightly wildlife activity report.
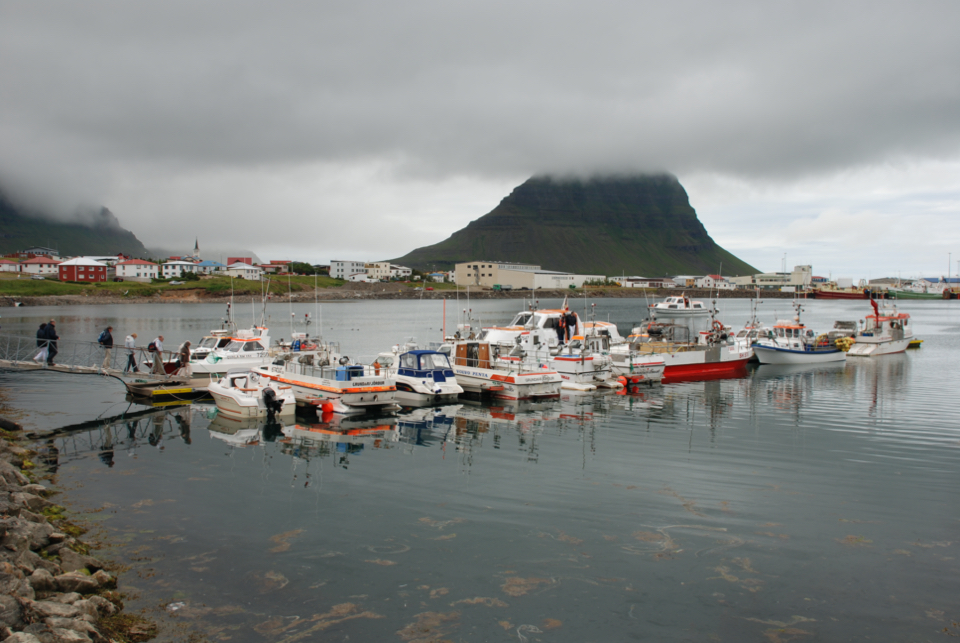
[393,174,757,276]
[0,191,151,258]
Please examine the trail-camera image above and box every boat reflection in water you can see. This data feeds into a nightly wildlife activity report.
[280,414,400,470]
[206,410,286,447]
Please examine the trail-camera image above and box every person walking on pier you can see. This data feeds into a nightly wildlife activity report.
[99,326,114,370]
[43,320,59,365]
[124,332,139,373]
[149,335,165,376]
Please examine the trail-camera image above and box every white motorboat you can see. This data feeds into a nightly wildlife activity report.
[208,369,296,418]
[649,295,710,318]
[189,327,274,379]
[847,300,914,357]
[374,347,464,406]
[477,304,623,391]
[190,329,234,361]
[437,339,563,400]
[256,353,400,415]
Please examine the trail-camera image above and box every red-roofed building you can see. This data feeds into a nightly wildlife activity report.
[228,257,252,265]
[20,256,61,275]
[116,259,159,282]
[59,257,110,282]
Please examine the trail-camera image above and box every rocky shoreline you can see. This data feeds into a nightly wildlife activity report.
[1,286,799,308]
[0,427,152,643]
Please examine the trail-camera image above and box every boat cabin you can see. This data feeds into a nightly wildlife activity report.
[394,350,455,380]
[652,297,706,310]
[454,342,492,369]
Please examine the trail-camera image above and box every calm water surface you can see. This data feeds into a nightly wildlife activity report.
[1,298,959,642]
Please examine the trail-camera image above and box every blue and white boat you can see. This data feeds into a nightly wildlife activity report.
[376,347,463,406]
[752,301,846,365]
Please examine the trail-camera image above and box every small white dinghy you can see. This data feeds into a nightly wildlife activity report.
[208,369,296,418]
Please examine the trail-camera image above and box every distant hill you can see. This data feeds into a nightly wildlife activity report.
[0,189,151,258]
[392,174,757,276]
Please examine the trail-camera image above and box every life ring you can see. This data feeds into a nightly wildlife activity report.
[712,320,723,332]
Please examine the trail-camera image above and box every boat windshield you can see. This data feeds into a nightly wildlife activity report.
[420,353,451,369]
[198,337,218,349]
[509,312,533,327]
[224,341,244,352]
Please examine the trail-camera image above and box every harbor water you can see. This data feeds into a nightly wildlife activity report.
[1,297,958,641]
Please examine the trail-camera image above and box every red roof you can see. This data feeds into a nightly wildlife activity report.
[117,259,158,266]
[0,259,19,264]
[707,274,722,279]
[22,257,61,264]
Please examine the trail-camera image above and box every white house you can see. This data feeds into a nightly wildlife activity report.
[695,274,735,290]
[161,260,201,279]
[20,257,62,275]
[221,262,264,280]
[195,260,225,275]
[0,259,20,273]
[390,264,412,279]
[347,272,376,283]
[116,259,159,282]
[330,260,366,280]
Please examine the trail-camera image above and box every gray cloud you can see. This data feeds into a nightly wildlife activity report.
[1,1,959,273]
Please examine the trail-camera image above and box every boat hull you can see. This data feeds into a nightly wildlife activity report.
[647,344,754,383]
[814,290,867,300]
[453,366,562,400]
[208,384,296,418]
[847,339,910,357]
[753,345,847,365]
[257,364,400,414]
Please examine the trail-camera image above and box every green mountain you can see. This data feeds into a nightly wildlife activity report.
[393,174,757,276]
[0,190,151,258]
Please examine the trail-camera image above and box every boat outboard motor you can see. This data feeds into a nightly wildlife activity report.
[262,388,284,417]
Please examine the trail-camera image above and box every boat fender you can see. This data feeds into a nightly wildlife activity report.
[339,356,350,366]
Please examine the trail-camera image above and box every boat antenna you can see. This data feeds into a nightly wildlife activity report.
[315,272,321,342]
[289,273,294,337]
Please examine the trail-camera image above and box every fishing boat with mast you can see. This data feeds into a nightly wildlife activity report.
[847,299,914,357]
[752,300,846,365]
[627,300,753,382]
[477,299,625,391]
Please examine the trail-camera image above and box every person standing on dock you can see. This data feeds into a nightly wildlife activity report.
[43,320,59,365]
[99,326,114,370]
[124,333,139,373]
[149,335,165,376]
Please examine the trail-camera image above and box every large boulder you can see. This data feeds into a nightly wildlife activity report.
[53,574,98,595]
[57,550,101,574]
[0,594,24,630]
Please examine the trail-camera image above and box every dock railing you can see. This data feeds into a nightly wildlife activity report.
[0,333,179,380]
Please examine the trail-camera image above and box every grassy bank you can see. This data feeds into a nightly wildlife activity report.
[0,272,344,298]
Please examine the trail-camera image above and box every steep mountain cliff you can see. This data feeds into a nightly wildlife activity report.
[0,190,151,258]
[393,174,756,276]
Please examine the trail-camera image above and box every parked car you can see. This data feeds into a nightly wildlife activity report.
[169,280,185,285]
[425,287,434,291]
[113,277,124,282]
[30,275,44,280]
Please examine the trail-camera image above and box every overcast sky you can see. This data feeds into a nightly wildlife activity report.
[2,1,959,278]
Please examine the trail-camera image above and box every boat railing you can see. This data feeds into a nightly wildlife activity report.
[284,360,388,381]
[0,332,180,375]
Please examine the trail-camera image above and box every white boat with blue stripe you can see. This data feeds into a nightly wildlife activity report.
[376,348,464,406]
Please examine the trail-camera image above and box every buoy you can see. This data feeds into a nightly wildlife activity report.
[321,402,334,413]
